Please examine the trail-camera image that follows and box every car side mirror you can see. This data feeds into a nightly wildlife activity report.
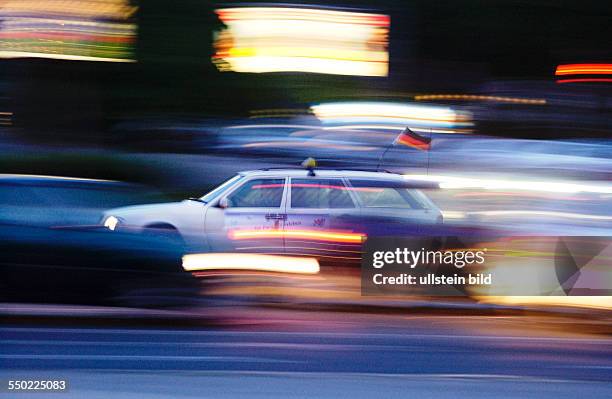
[218,197,230,209]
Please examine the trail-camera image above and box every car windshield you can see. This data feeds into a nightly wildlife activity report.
[199,174,243,203]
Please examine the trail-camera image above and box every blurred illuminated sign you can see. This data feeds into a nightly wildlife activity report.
[311,102,474,134]
[555,63,612,84]
[0,0,137,62]
[213,6,390,76]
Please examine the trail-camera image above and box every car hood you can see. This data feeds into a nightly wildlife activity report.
[103,201,188,221]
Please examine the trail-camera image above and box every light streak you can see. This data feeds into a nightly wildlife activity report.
[406,174,612,194]
[213,6,389,76]
[311,102,473,131]
[556,78,612,84]
[182,253,319,274]
[555,64,612,76]
[228,229,366,243]
[415,94,546,105]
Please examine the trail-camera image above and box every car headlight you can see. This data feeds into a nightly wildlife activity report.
[103,215,120,231]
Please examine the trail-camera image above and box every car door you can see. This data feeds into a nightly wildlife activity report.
[204,177,287,255]
[284,177,363,266]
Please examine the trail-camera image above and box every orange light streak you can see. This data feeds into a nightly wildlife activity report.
[228,229,366,243]
[555,64,612,76]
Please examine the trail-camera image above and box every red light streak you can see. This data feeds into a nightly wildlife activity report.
[228,229,366,243]
[252,183,382,192]
[556,78,612,84]
[555,64,612,76]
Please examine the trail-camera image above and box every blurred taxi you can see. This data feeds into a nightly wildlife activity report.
[102,160,443,265]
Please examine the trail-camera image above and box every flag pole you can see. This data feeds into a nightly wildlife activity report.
[376,141,393,170]
[427,128,432,175]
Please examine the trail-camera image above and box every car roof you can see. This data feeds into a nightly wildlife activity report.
[237,169,439,188]
[238,169,397,178]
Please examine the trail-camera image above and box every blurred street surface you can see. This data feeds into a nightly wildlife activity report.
[1,308,611,398]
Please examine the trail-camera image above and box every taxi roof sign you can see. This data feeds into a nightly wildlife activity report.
[301,157,317,176]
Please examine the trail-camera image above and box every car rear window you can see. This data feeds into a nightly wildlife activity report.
[290,178,355,209]
[348,179,427,209]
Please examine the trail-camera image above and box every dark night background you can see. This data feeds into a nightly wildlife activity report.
[2,0,610,142]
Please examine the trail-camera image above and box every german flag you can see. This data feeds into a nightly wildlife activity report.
[394,128,431,151]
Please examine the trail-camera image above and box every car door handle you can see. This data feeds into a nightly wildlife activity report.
[265,213,287,220]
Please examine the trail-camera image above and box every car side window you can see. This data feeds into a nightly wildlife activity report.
[226,178,285,208]
[348,179,426,209]
[290,179,355,209]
